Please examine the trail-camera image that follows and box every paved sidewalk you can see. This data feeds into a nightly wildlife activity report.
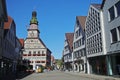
[65,71,120,80]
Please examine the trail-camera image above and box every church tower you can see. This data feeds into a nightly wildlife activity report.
[23,11,51,70]
[27,11,40,38]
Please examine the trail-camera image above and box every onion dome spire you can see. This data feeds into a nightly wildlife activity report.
[30,11,38,25]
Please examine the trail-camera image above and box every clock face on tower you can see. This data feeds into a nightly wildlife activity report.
[30,33,34,37]
[28,30,38,38]
[30,31,34,37]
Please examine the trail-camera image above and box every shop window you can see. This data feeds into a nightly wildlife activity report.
[108,6,115,21]
[111,28,117,43]
[115,1,120,17]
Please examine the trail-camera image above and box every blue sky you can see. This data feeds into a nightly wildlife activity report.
[6,0,102,59]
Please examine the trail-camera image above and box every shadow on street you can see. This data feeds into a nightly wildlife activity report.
[16,71,33,80]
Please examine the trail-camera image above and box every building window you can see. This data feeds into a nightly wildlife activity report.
[115,1,120,17]
[77,20,79,27]
[41,61,45,63]
[74,42,77,49]
[42,53,45,56]
[33,51,36,54]
[82,37,85,45]
[111,28,117,43]
[37,53,41,56]
[38,51,40,54]
[117,26,120,41]
[79,29,81,36]
[36,61,40,63]
[42,51,44,54]
[108,6,115,21]
[28,53,31,56]
[78,40,80,47]
[74,43,75,49]
[75,31,78,38]
[31,40,33,42]
[29,51,31,54]
[74,52,76,58]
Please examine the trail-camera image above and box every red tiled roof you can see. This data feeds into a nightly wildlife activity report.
[19,39,24,47]
[4,16,13,29]
[65,33,74,52]
[76,16,86,30]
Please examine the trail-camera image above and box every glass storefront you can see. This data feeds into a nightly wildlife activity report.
[89,56,107,75]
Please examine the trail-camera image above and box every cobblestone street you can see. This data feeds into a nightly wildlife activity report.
[18,71,92,80]
[17,71,120,80]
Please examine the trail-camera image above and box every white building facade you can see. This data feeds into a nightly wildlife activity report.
[63,33,74,71]
[85,4,107,75]
[73,16,86,73]
[23,11,51,70]
[101,0,120,75]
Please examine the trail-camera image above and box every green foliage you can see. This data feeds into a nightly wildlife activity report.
[56,59,63,66]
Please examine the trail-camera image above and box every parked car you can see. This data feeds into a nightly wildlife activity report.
[35,65,44,73]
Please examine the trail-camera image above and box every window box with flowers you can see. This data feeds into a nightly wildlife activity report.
[33,54,36,56]
[28,54,31,56]
[37,53,41,56]
[23,54,27,56]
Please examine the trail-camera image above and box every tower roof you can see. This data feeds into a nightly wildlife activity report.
[30,11,38,25]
